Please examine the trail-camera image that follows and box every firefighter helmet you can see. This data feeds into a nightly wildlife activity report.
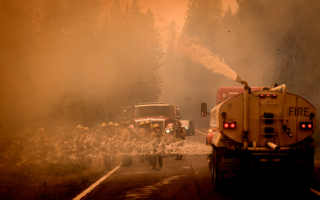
[108,122,114,126]
[77,125,83,129]
[115,123,120,127]
[153,124,160,129]
[101,123,108,127]
[139,122,145,125]
[120,121,126,126]
[84,127,89,131]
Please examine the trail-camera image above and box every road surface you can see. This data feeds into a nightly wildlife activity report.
[72,130,319,200]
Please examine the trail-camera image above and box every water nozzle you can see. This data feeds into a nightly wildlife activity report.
[236,75,248,88]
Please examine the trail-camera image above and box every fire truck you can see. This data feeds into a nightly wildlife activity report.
[201,76,316,188]
[206,86,264,145]
[123,102,181,132]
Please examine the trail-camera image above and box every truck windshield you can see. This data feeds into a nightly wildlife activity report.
[135,106,170,118]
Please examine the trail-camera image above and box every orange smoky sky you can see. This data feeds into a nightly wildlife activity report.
[125,0,238,30]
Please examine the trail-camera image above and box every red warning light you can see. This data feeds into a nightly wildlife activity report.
[267,94,270,97]
[260,94,265,99]
[271,94,277,99]
[230,123,236,128]
[224,123,229,128]
[300,122,313,129]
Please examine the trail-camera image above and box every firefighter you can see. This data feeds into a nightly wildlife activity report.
[73,125,89,165]
[107,122,118,169]
[174,121,186,160]
[150,124,164,169]
[108,122,115,137]
[99,123,109,143]
[144,121,153,165]
[121,123,131,142]
[126,121,136,141]
[101,123,108,133]
[144,121,152,134]
[121,122,132,166]
[114,123,121,137]
[138,122,147,141]
[138,122,147,162]
[101,122,112,170]
[81,127,92,167]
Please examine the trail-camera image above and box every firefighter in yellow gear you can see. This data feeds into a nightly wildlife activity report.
[150,124,164,169]
[73,125,89,165]
[101,122,113,170]
[82,127,92,167]
[100,123,108,138]
[114,123,121,137]
[138,122,148,162]
[101,123,108,129]
[138,122,147,141]
[144,121,153,165]
[121,124,131,142]
[144,121,152,134]
[120,122,132,166]
[174,121,186,160]
[107,122,115,137]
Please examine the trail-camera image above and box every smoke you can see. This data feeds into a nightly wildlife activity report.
[0,0,163,132]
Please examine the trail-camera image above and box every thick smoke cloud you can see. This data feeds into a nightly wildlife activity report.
[0,0,163,132]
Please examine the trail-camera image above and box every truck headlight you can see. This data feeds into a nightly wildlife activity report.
[165,129,170,133]
[185,127,189,129]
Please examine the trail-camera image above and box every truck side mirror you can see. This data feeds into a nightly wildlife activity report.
[123,110,127,120]
[201,103,207,117]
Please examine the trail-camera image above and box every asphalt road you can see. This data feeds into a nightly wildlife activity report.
[72,130,319,200]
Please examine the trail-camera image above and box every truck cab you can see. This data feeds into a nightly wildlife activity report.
[124,102,181,133]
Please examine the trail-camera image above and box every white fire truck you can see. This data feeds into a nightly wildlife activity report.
[201,76,316,189]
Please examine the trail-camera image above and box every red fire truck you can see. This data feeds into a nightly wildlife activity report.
[123,102,181,132]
